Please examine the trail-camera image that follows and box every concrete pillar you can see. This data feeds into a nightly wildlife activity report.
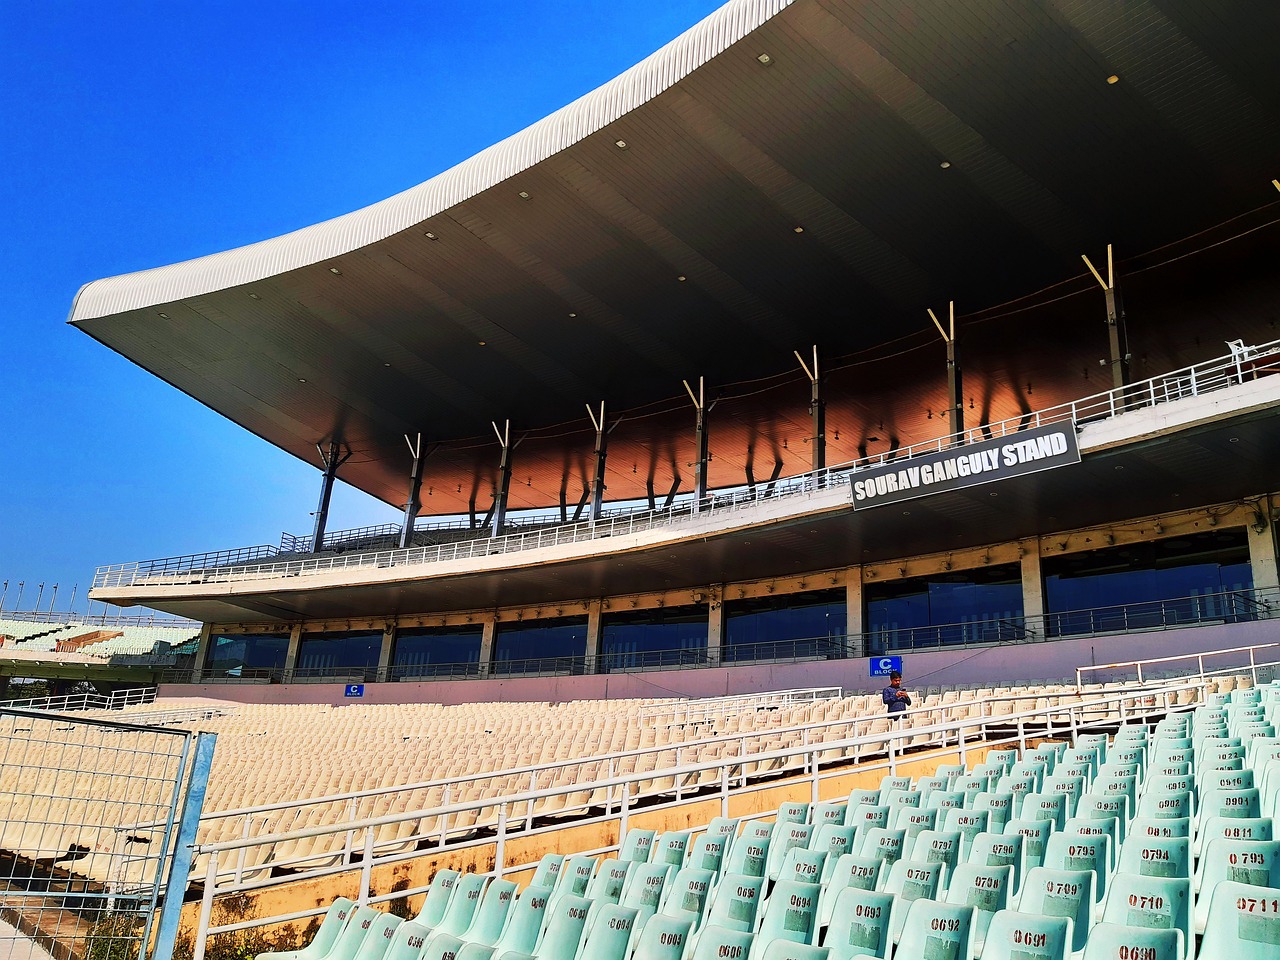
[1021,539,1045,636]
[282,623,303,682]
[846,567,865,658]
[1248,511,1280,595]
[191,622,213,682]
[707,587,724,667]
[376,622,395,683]
[479,620,497,678]
[585,602,603,674]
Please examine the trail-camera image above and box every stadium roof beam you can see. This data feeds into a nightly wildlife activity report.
[794,345,825,474]
[928,302,963,443]
[585,402,614,523]
[491,420,514,538]
[684,377,712,509]
[311,440,352,552]
[400,433,428,550]
[1082,244,1131,391]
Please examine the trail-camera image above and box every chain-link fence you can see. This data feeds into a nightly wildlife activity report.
[0,707,208,960]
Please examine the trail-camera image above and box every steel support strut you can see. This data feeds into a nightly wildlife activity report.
[928,302,964,442]
[684,377,710,509]
[1082,244,1130,391]
[794,345,825,473]
[311,440,352,551]
[491,420,513,538]
[586,402,612,522]
[399,433,426,549]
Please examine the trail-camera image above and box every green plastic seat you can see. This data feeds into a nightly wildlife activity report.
[966,832,1024,898]
[878,777,914,802]
[1147,762,1191,781]
[652,832,692,867]
[987,750,1019,773]
[1135,791,1193,822]
[487,886,554,958]
[956,777,991,807]
[1204,769,1256,792]
[631,916,694,960]
[777,803,810,825]
[686,834,728,875]
[1099,874,1190,960]
[550,857,598,907]
[893,805,939,840]
[523,894,591,960]
[757,942,828,960]
[1020,792,1068,831]
[812,802,848,827]
[1198,880,1280,960]
[919,775,952,801]
[1076,797,1129,844]
[1195,839,1280,933]
[620,863,675,924]
[703,874,764,934]
[943,863,1013,957]
[336,911,400,960]
[689,927,754,960]
[461,880,518,946]
[256,897,358,960]
[1042,832,1110,905]
[936,764,967,784]
[894,899,975,960]
[972,764,1005,783]
[431,872,490,937]
[417,871,462,927]
[422,932,468,960]
[1043,777,1086,816]
[817,856,883,929]
[776,848,827,886]
[532,856,566,890]
[928,791,969,814]
[974,793,1017,834]
[996,775,1040,804]
[1003,820,1052,871]
[848,806,891,836]
[848,789,881,809]
[723,830,771,878]
[765,823,814,882]
[1196,817,1274,858]
[882,860,946,944]
[1199,787,1261,821]
[821,887,894,960]
[620,830,657,863]
[748,880,821,960]
[1115,836,1190,880]
[855,827,905,864]
[1016,867,1096,953]
[659,867,715,926]
[1076,735,1108,763]
[809,825,857,880]
[1062,817,1119,872]
[575,904,638,960]
[943,809,991,859]
[976,909,1071,960]
[910,829,963,882]
[1128,818,1191,841]
[1009,760,1048,788]
[586,861,634,906]
[885,790,922,814]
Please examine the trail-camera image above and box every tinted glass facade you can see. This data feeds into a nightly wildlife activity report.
[204,632,289,678]
[601,605,708,671]
[392,625,484,678]
[724,589,846,662]
[1043,530,1254,636]
[296,629,382,676]
[865,565,1023,652]
[493,616,587,674]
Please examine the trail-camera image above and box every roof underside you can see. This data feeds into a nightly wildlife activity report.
[70,0,1280,514]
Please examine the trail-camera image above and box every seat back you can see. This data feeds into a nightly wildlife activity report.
[576,904,638,960]
[1201,787,1262,821]
[585,861,633,906]
[1128,817,1191,841]
[659,867,715,924]
[878,777,913,801]
[1020,792,1067,831]
[973,793,1016,833]
[977,910,1071,960]
[413,929,459,960]
[550,857,597,906]
[811,802,848,827]
[619,830,657,863]
[1116,836,1190,880]
[943,862,1013,953]
[893,806,938,839]
[702,874,764,933]
[816,856,883,929]
[986,750,1019,773]
[882,860,945,943]
[435,872,489,937]
[686,834,727,875]
[417,871,461,927]
[955,776,989,806]
[1016,867,1095,952]
[689,927,754,960]
[464,879,518,946]
[652,832,692,867]
[810,825,857,879]
[1198,880,1280,960]
[620,863,673,919]
[1062,816,1119,870]
[847,805,891,833]
[942,808,989,856]
[777,847,827,886]
[491,885,553,956]
[328,909,395,960]
[757,942,828,960]
[765,823,814,881]
[1003,819,1052,870]
[722,830,771,878]
[349,914,403,960]
[1043,833,1110,903]
[289,897,356,958]
[630,916,694,960]
[777,802,810,824]
[894,900,974,960]
[531,856,565,890]
[1099,874,1190,958]
[855,827,905,864]
[749,880,821,960]
[532,894,592,960]
[822,887,894,960]
[1196,838,1280,932]
[966,831,1023,897]
[910,829,963,877]
[927,791,968,814]
[848,789,881,808]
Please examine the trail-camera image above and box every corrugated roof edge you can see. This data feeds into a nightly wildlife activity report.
[68,0,791,323]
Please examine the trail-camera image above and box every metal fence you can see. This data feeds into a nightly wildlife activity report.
[93,337,1280,591]
[0,708,214,960]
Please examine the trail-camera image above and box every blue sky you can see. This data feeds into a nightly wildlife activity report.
[0,0,724,616]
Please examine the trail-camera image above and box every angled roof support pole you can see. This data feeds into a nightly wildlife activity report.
[928,301,964,444]
[311,439,352,552]
[585,402,613,522]
[491,420,513,539]
[1082,244,1130,392]
[399,433,427,549]
[684,377,710,511]
[795,345,825,476]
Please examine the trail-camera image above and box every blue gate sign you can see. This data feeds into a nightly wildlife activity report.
[344,683,365,698]
[869,656,902,678]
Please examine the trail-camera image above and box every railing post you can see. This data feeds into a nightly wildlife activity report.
[810,751,820,807]
[619,782,630,840]
[1251,647,1259,686]
[888,728,897,776]
[495,804,507,876]
[439,785,451,847]
[721,763,730,818]
[192,852,219,960]
[359,829,375,905]
[1018,715,1027,752]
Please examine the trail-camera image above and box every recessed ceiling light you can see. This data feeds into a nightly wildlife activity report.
[518,191,530,200]
[248,293,260,300]
[989,492,998,497]
[157,312,169,319]
[383,362,391,367]
[424,232,437,240]
[1229,437,1240,443]
[298,378,307,383]
[902,510,911,516]
[1106,74,1120,85]
[793,226,805,234]
[478,340,487,346]
[1114,464,1125,470]
[939,161,952,169]
[757,53,772,65]
[677,275,687,282]
[614,140,628,150]
[329,267,341,275]
[568,312,577,318]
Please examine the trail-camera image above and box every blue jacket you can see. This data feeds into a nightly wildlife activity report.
[882,685,911,713]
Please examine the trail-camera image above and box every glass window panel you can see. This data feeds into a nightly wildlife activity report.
[392,626,483,678]
[864,564,1022,652]
[601,605,708,671]
[204,632,289,677]
[297,630,382,674]
[493,616,587,674]
[724,589,846,663]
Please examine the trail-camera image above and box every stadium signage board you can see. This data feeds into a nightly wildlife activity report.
[344,683,365,698]
[870,656,902,677]
[850,422,1080,511]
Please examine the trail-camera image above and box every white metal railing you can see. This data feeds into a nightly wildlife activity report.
[184,673,1221,960]
[1076,640,1280,690]
[94,338,1280,591]
[3,686,158,712]
[641,687,844,726]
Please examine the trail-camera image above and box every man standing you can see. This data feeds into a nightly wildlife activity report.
[882,670,911,715]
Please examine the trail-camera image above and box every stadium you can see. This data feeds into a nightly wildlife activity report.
[3,0,1280,959]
